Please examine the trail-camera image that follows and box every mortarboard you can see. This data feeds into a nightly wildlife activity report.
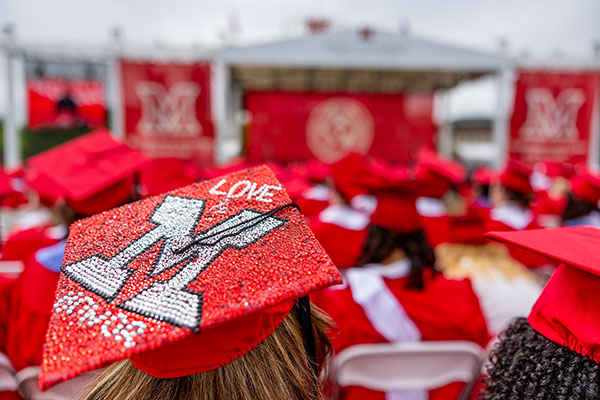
[472,167,497,186]
[535,161,574,179]
[570,169,600,207]
[413,148,466,198]
[498,159,533,195]
[26,130,148,216]
[446,207,490,245]
[40,165,341,389]
[329,154,422,233]
[353,191,421,234]
[0,168,12,198]
[486,226,600,363]
[309,204,370,269]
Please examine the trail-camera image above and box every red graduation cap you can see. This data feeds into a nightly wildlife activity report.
[486,226,600,363]
[40,165,341,389]
[357,191,421,234]
[472,166,497,186]
[498,159,533,195]
[413,148,466,198]
[329,154,422,233]
[445,206,491,245]
[27,130,148,216]
[0,168,12,197]
[329,153,374,201]
[570,169,600,207]
[309,204,370,268]
[534,161,574,179]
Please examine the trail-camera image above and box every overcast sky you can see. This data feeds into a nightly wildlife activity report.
[1,0,599,120]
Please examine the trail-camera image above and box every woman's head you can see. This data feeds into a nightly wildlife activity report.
[357,226,436,289]
[481,317,600,399]
[490,184,533,209]
[38,166,342,394]
[483,228,600,399]
[562,191,596,221]
[81,301,334,400]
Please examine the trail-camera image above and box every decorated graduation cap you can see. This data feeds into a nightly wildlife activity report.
[26,129,148,216]
[498,159,533,195]
[486,226,600,363]
[40,165,341,389]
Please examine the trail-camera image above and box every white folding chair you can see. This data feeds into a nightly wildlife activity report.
[0,352,18,393]
[15,366,98,400]
[331,341,486,400]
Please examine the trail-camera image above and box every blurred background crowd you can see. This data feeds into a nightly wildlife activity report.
[0,0,600,399]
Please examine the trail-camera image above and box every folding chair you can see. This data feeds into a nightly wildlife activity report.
[331,341,486,400]
[0,352,17,393]
[15,366,97,400]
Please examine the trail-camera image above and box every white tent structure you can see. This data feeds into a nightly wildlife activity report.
[213,29,512,165]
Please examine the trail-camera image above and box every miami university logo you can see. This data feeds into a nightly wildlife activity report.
[62,195,285,330]
[135,82,202,137]
[520,88,586,142]
[306,98,375,163]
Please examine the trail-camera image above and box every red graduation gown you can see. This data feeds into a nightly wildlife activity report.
[313,267,489,400]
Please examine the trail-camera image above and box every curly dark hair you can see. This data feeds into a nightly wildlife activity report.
[480,317,600,399]
[356,226,436,290]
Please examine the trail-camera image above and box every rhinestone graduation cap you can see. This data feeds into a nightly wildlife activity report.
[40,165,341,389]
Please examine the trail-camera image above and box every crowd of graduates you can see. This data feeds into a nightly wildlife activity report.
[1,129,600,399]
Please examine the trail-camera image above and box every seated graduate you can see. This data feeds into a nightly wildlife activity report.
[38,166,342,400]
[482,226,600,399]
[310,180,489,399]
[562,169,600,227]
[434,207,542,335]
[488,159,537,232]
[1,130,148,373]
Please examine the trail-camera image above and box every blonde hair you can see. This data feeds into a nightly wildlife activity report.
[81,301,333,400]
[435,242,536,282]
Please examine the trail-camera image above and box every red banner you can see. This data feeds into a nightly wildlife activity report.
[120,60,213,164]
[509,70,599,165]
[27,78,106,129]
[245,91,436,163]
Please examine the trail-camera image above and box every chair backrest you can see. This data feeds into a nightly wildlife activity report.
[332,341,485,400]
[0,352,17,392]
[15,366,98,400]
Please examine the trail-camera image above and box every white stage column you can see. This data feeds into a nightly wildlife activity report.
[436,89,453,158]
[107,28,124,139]
[492,64,514,168]
[211,58,234,164]
[2,25,20,169]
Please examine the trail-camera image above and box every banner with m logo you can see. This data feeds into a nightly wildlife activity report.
[509,70,599,165]
[121,61,213,163]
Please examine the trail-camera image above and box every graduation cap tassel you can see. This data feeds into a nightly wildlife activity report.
[297,295,320,396]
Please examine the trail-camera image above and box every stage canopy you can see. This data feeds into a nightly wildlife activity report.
[218,29,508,92]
